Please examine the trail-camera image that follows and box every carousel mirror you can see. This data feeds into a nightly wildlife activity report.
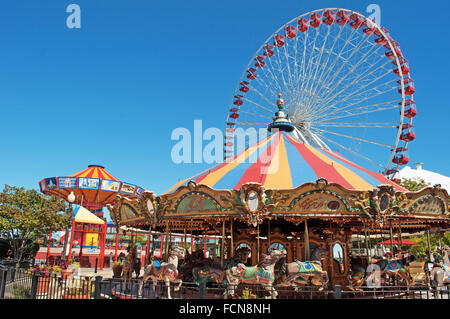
[333,243,345,274]
[247,191,259,212]
[147,199,154,215]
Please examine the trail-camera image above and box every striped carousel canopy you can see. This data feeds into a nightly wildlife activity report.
[70,164,119,180]
[165,131,407,194]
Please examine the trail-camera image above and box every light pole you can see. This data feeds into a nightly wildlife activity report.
[61,191,75,260]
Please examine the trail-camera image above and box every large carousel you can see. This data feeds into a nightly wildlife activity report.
[109,8,449,294]
[108,95,449,289]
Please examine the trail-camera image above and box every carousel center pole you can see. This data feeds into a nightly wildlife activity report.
[114,228,119,262]
[363,222,371,263]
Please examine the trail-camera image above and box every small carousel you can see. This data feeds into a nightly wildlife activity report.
[108,95,450,295]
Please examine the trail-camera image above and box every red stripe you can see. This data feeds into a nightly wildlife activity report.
[86,168,95,178]
[234,132,281,189]
[195,134,272,184]
[320,149,407,192]
[71,168,90,177]
[285,134,354,189]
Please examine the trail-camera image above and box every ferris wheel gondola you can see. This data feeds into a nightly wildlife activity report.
[224,8,416,177]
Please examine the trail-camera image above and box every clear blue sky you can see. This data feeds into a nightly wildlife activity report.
[0,0,448,221]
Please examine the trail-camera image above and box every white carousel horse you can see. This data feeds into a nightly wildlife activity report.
[139,245,186,299]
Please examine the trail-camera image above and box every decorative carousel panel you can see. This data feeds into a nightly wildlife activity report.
[174,193,222,215]
[290,190,350,212]
[408,194,446,217]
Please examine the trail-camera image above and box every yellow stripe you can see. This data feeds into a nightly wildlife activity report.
[264,134,293,189]
[92,168,99,179]
[304,144,373,190]
[198,135,273,187]
[163,163,223,195]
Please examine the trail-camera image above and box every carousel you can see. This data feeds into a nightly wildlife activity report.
[108,8,449,297]
[108,94,449,293]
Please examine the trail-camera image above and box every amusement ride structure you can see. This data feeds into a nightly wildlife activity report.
[67,9,450,295]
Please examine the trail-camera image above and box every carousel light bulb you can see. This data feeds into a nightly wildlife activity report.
[67,191,76,203]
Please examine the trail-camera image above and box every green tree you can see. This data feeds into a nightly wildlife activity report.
[398,177,430,192]
[0,185,73,269]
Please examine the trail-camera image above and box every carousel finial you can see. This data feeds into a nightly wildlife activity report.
[276,93,284,110]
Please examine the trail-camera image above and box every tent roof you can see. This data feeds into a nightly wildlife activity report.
[165,131,406,194]
[71,165,119,181]
[73,206,105,225]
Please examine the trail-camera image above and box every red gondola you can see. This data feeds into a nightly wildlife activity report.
[285,25,297,39]
[392,147,409,165]
[323,10,335,25]
[336,10,350,25]
[275,34,285,47]
[310,13,322,28]
[240,86,249,93]
[297,18,309,32]
[398,77,415,96]
[264,44,274,57]
[399,123,415,142]
[386,168,399,175]
[349,13,364,29]
[362,19,376,35]
[247,68,257,80]
[385,41,402,59]
[233,99,243,106]
[399,99,417,118]
[393,57,410,76]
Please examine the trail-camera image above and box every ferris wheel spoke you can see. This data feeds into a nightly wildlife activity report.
[313,127,394,148]
[309,32,374,109]
[312,122,398,128]
[238,122,267,126]
[239,110,273,119]
[312,74,397,119]
[313,55,392,112]
[251,70,282,103]
[300,25,334,111]
[319,134,386,170]
[307,42,385,113]
[297,26,322,106]
[301,25,347,111]
[301,24,359,109]
[314,103,399,122]
[242,96,275,114]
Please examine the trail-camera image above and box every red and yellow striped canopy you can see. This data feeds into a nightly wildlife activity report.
[165,131,406,194]
[71,165,119,180]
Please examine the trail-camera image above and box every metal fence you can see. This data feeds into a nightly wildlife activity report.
[1,266,449,299]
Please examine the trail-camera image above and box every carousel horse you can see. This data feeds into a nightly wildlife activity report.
[429,247,450,289]
[221,249,284,299]
[275,246,329,291]
[121,244,138,293]
[139,245,186,299]
[192,247,252,286]
[350,255,389,289]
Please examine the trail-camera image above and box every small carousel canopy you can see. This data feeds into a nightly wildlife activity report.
[165,131,406,194]
[39,164,145,212]
[73,206,105,225]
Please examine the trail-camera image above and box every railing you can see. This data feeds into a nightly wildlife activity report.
[1,266,449,299]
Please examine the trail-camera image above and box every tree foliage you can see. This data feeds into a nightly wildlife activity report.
[0,185,73,266]
[398,177,430,192]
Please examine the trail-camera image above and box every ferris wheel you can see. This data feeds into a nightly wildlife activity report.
[224,8,416,176]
